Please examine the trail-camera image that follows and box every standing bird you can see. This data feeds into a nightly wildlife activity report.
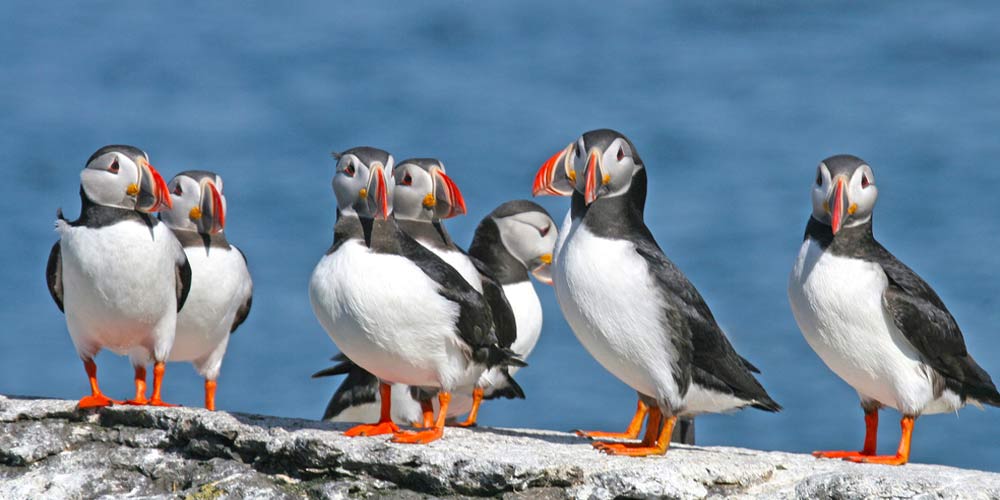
[533,129,779,456]
[161,171,253,410]
[46,145,189,408]
[309,147,522,444]
[788,154,1000,465]
[314,199,557,427]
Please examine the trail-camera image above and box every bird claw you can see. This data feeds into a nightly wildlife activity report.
[77,394,120,409]
[391,429,443,444]
[344,421,399,437]
[575,429,637,440]
[813,450,872,459]
[844,454,908,465]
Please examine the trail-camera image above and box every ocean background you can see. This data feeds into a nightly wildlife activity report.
[2,2,999,471]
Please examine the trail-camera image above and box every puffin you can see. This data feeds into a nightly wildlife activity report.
[532,129,780,456]
[46,145,190,409]
[314,199,558,427]
[308,147,522,444]
[788,154,1000,465]
[160,170,253,410]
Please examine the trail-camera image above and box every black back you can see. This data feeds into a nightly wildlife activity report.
[805,218,1000,406]
[313,354,381,421]
[329,214,523,369]
[575,169,780,411]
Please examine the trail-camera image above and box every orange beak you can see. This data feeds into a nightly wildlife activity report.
[367,164,390,220]
[431,167,467,219]
[195,181,226,234]
[830,177,846,235]
[532,144,575,197]
[136,161,172,213]
[584,151,600,205]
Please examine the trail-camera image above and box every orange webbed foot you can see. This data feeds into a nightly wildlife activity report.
[576,429,639,440]
[391,428,444,444]
[449,419,477,428]
[813,450,874,459]
[844,454,908,465]
[146,399,179,407]
[124,397,150,406]
[77,394,120,409]
[344,421,400,437]
[597,444,668,457]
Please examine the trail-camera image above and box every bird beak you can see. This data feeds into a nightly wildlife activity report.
[192,180,226,234]
[829,176,847,235]
[533,143,576,197]
[584,150,602,205]
[430,167,467,219]
[530,253,554,285]
[134,161,172,213]
[365,164,391,220]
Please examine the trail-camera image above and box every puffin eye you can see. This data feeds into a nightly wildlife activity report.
[108,158,120,174]
[344,163,356,177]
[173,184,182,196]
[862,174,871,188]
[815,170,822,185]
[617,146,625,161]
[538,224,550,237]
[575,145,582,158]
[402,173,413,186]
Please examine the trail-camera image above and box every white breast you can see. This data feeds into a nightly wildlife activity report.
[309,240,483,392]
[554,222,682,410]
[168,243,252,380]
[421,244,483,293]
[788,238,960,415]
[58,220,181,364]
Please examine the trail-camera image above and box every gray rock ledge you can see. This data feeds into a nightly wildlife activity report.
[0,395,996,499]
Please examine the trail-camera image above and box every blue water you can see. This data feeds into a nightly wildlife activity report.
[2,2,998,471]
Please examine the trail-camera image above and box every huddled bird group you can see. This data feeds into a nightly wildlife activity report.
[47,130,999,464]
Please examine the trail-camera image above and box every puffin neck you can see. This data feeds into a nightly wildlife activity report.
[170,228,231,251]
[329,214,402,255]
[804,216,877,258]
[468,218,529,285]
[572,168,648,240]
[71,186,155,229]
[395,218,457,251]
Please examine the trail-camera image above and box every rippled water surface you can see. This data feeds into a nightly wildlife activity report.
[2,1,999,471]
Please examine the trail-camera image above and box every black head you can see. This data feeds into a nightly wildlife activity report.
[392,158,467,222]
[80,145,172,213]
[331,147,394,219]
[533,128,644,205]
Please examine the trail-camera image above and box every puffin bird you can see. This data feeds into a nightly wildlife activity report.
[160,171,253,410]
[309,147,522,444]
[314,200,558,427]
[533,129,780,456]
[788,154,1000,465]
[46,145,190,409]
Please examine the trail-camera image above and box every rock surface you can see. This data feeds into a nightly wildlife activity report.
[0,395,997,499]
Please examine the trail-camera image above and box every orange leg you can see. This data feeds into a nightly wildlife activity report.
[204,379,217,411]
[845,416,914,465]
[77,359,120,409]
[451,387,484,427]
[392,392,450,444]
[814,408,879,459]
[595,407,677,457]
[124,366,149,405]
[147,362,178,407]
[576,398,648,440]
[345,383,400,437]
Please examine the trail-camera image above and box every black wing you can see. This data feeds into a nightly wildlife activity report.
[313,354,381,421]
[396,229,524,369]
[482,368,526,400]
[175,250,192,313]
[230,246,253,334]
[46,242,64,312]
[634,238,781,412]
[873,244,1000,405]
[469,255,518,349]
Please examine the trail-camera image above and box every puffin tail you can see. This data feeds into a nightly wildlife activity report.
[483,370,526,400]
[751,394,783,413]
